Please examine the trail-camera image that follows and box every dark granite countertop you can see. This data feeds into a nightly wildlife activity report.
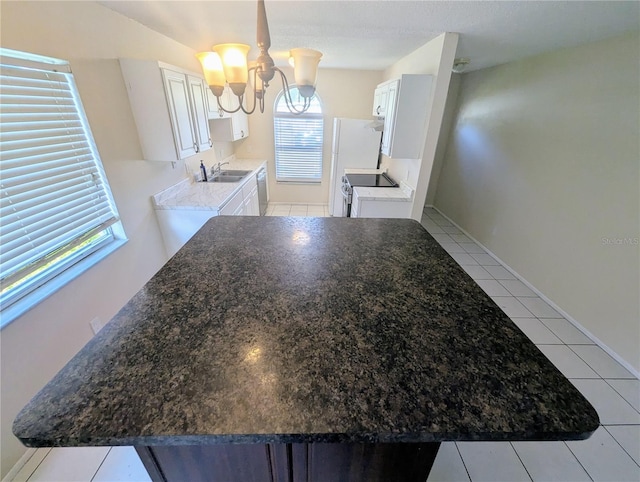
[13,217,599,447]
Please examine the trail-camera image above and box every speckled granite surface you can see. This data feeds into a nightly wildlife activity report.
[13,217,599,447]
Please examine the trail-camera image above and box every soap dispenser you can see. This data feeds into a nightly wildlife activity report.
[200,161,208,182]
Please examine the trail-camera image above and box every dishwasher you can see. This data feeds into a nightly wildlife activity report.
[256,167,267,216]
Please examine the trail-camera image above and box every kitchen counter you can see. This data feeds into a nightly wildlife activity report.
[354,183,413,202]
[344,168,413,202]
[13,218,599,481]
[152,158,266,211]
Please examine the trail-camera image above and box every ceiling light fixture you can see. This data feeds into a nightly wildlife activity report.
[197,0,322,115]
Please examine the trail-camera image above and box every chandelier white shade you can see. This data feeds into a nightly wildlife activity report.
[197,0,322,115]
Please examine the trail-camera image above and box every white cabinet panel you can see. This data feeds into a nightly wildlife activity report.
[155,209,217,258]
[373,75,432,160]
[351,191,411,219]
[219,189,243,216]
[187,75,213,154]
[207,88,231,119]
[119,59,211,161]
[162,69,198,159]
[209,86,249,142]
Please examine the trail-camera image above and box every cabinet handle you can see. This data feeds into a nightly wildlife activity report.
[209,138,213,147]
[376,106,381,115]
[218,109,223,118]
[194,142,199,153]
[241,130,245,138]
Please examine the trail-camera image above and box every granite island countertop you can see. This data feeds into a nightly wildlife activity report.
[13,217,599,447]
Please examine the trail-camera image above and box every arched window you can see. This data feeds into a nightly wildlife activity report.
[273,87,323,183]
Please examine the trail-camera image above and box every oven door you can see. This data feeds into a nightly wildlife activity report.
[340,183,352,217]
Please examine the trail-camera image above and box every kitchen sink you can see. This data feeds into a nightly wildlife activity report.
[217,170,252,177]
[208,170,252,183]
[209,175,245,183]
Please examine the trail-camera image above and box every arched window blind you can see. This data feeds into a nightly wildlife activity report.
[273,87,323,183]
[0,48,124,324]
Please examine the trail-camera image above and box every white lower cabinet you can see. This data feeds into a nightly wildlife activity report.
[241,177,260,216]
[155,209,217,258]
[219,190,242,216]
[351,191,412,219]
[156,173,260,257]
[220,176,259,216]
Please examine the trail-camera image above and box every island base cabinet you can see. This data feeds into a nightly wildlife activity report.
[136,442,440,482]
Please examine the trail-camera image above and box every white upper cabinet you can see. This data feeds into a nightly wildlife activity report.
[372,83,389,117]
[119,59,212,161]
[206,88,231,119]
[209,85,250,142]
[373,74,433,160]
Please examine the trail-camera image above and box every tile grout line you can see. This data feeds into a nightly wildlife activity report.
[561,440,595,482]
[602,378,640,413]
[602,425,640,468]
[89,447,112,482]
[565,344,637,383]
[453,442,473,482]
[24,448,53,482]
[508,442,534,482]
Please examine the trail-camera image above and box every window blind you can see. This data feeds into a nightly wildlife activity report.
[274,114,323,182]
[0,50,120,305]
[273,86,323,183]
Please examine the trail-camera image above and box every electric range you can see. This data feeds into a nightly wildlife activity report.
[340,172,399,217]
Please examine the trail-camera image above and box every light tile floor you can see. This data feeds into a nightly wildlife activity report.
[9,207,639,481]
[265,203,330,217]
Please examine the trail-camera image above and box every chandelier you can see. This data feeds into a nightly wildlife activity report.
[197,0,322,115]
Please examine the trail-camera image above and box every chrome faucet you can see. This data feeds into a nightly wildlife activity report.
[211,161,230,177]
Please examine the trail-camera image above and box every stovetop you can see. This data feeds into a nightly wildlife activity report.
[345,173,399,188]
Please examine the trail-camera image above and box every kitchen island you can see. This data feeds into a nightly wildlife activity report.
[13,217,599,481]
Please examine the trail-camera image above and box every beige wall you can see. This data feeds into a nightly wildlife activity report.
[434,32,640,372]
[379,33,459,220]
[0,1,223,475]
[234,68,383,204]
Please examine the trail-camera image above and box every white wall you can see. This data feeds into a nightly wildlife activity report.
[378,33,459,220]
[234,67,383,204]
[0,1,223,475]
[434,32,640,372]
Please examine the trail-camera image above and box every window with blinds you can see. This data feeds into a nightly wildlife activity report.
[0,48,125,325]
[273,87,323,183]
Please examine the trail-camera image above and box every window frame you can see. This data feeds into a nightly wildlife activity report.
[0,48,127,328]
[273,87,324,183]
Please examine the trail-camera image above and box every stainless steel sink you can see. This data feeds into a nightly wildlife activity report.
[209,175,245,183]
[208,170,252,183]
[217,170,252,177]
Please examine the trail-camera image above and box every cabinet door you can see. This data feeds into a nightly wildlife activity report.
[250,186,260,216]
[210,88,249,142]
[219,190,243,216]
[187,75,212,154]
[372,85,388,117]
[381,81,398,156]
[161,69,197,159]
[233,202,245,216]
[207,89,230,119]
[232,110,249,140]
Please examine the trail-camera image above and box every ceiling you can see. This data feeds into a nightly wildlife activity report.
[99,1,639,72]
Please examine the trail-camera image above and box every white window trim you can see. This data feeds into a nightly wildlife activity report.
[0,48,127,328]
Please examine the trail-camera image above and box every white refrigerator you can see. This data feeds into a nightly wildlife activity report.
[329,118,382,216]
